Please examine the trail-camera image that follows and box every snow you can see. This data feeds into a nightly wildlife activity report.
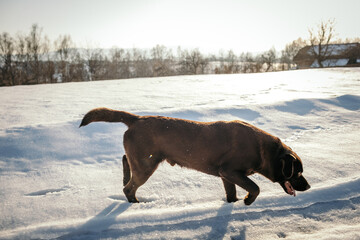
[307,43,358,56]
[1,68,360,239]
[311,59,349,68]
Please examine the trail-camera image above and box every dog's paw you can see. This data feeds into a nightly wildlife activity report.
[123,191,139,203]
[128,197,139,203]
[226,196,239,203]
[243,193,256,206]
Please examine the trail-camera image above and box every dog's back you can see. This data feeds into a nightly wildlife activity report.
[124,116,272,176]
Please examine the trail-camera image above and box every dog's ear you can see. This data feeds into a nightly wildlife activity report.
[281,154,295,179]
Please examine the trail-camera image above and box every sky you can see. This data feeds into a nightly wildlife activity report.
[0,0,359,54]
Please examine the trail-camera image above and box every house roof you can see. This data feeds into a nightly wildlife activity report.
[294,43,360,62]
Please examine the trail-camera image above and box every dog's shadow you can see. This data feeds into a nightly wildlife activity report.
[58,199,247,239]
[107,194,157,203]
[207,201,247,240]
[57,201,131,239]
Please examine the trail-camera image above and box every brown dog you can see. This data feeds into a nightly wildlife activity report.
[80,108,310,205]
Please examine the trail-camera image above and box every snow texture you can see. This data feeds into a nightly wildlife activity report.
[1,68,360,239]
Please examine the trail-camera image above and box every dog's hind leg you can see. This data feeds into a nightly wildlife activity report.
[123,155,161,203]
[122,155,131,186]
[221,178,238,203]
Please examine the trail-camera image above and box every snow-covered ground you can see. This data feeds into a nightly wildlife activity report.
[0,68,360,239]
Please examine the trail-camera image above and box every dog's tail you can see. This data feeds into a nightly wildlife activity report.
[79,107,140,128]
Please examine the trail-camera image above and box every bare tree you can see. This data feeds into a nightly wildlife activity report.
[0,32,16,85]
[281,38,306,70]
[341,37,360,44]
[217,49,225,73]
[240,52,254,73]
[15,33,29,84]
[228,50,239,73]
[26,24,44,83]
[215,50,239,74]
[42,36,55,83]
[55,35,73,61]
[81,42,110,81]
[151,44,166,61]
[151,45,174,76]
[308,19,336,68]
[54,35,74,82]
[68,50,85,82]
[179,48,208,74]
[260,47,277,72]
[131,48,152,78]
[109,47,131,79]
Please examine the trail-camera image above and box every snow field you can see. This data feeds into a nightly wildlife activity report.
[0,68,360,239]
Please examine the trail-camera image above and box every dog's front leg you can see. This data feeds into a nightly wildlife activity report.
[219,169,260,206]
[221,178,238,203]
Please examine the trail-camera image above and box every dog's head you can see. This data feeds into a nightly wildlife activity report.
[276,150,310,196]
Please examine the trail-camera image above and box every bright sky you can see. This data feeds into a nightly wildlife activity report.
[0,0,359,54]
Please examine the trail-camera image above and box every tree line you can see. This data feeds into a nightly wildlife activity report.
[1,21,358,86]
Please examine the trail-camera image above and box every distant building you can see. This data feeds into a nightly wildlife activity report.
[293,43,360,69]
